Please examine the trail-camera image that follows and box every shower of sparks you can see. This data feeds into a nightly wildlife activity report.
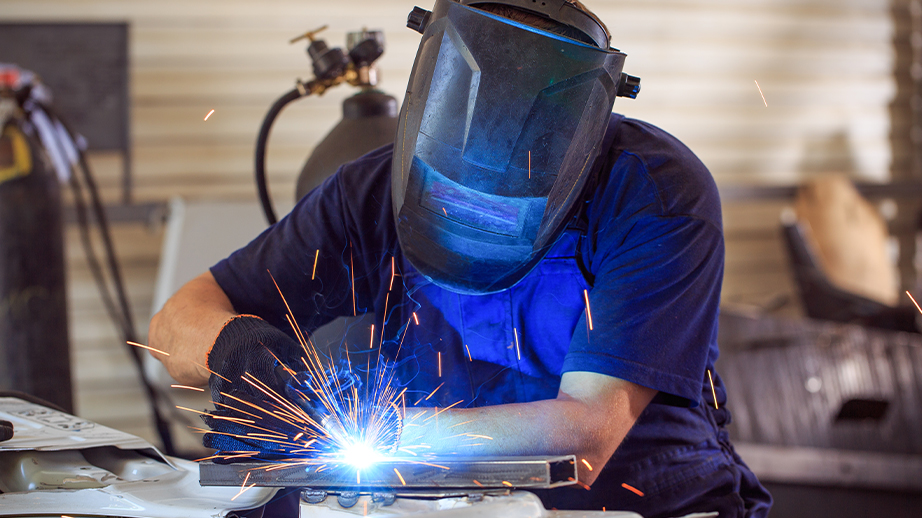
[188,272,428,481]
[908,291,922,314]
[394,468,407,485]
[514,328,521,360]
[622,482,644,497]
[128,341,170,357]
[754,80,768,107]
[312,249,319,280]
[583,290,594,331]
[581,458,593,471]
[170,384,204,392]
[204,109,215,121]
[707,369,718,409]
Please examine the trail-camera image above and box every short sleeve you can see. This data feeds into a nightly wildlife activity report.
[563,215,723,404]
[210,173,357,336]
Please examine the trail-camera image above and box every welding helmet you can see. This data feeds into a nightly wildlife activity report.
[392,0,639,294]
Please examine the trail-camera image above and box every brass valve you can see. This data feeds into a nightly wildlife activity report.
[289,25,329,45]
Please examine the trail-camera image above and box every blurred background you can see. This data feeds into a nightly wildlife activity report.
[1,0,921,516]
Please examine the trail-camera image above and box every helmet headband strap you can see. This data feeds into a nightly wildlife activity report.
[459,0,610,48]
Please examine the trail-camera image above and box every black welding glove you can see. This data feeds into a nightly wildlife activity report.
[203,315,325,459]
[0,420,13,442]
[203,315,365,460]
[206,315,297,404]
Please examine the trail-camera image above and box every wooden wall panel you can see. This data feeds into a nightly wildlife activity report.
[0,0,897,448]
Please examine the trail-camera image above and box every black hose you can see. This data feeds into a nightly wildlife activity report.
[44,105,178,456]
[255,88,305,225]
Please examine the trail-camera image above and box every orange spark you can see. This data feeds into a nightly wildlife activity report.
[390,256,396,290]
[576,481,591,490]
[528,151,531,179]
[413,312,420,325]
[369,324,375,349]
[363,500,367,516]
[754,80,768,107]
[394,468,407,486]
[311,249,319,280]
[465,344,473,362]
[175,405,213,416]
[581,458,593,471]
[502,481,513,487]
[442,207,448,216]
[425,400,463,422]
[204,109,215,121]
[425,382,444,401]
[908,291,922,314]
[293,432,304,441]
[472,479,484,487]
[514,328,521,360]
[438,351,442,377]
[350,243,356,316]
[231,472,254,501]
[170,384,204,392]
[128,341,170,357]
[707,369,718,409]
[195,361,231,383]
[622,482,644,497]
[583,289,593,331]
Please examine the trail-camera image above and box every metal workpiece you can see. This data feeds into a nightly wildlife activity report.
[200,455,578,490]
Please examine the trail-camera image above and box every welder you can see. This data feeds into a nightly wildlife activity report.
[149,1,773,516]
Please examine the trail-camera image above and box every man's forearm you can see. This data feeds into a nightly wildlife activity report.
[148,271,238,385]
[397,377,655,485]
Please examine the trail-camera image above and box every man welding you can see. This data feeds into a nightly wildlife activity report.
[149,0,772,516]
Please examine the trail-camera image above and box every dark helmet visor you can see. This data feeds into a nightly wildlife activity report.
[393,0,626,294]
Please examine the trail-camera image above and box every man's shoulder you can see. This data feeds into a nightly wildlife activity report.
[336,143,394,190]
[601,114,721,224]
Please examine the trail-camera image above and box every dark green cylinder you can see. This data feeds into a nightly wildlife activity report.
[0,119,72,412]
[295,89,398,200]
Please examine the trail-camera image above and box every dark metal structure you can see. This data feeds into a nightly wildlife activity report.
[718,310,922,487]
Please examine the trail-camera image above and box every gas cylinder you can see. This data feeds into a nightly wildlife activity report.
[0,106,72,412]
[294,89,398,200]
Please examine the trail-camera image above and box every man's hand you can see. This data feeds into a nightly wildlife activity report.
[148,272,237,385]
[202,315,310,457]
[398,371,656,486]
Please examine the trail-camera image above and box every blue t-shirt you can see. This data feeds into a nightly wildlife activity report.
[211,114,770,516]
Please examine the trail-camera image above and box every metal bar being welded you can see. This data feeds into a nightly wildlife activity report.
[199,455,577,489]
